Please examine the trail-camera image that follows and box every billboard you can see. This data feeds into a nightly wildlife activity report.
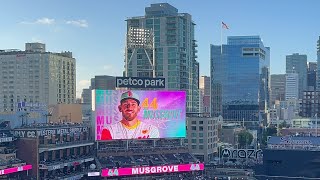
[101,163,204,177]
[116,77,165,88]
[95,90,186,140]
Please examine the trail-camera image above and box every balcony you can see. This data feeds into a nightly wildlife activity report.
[44,170,89,180]
[39,155,95,171]
[39,140,94,153]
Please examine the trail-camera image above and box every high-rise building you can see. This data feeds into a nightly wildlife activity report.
[270,74,286,106]
[210,36,270,124]
[285,73,299,100]
[317,37,320,90]
[0,43,76,112]
[91,75,116,90]
[199,76,210,115]
[300,90,320,118]
[125,3,199,113]
[286,53,307,99]
[307,62,317,90]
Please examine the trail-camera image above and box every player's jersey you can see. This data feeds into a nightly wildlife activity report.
[105,120,160,139]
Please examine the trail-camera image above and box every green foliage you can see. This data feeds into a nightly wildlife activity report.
[261,127,278,147]
[237,130,253,148]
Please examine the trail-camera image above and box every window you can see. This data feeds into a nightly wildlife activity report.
[192,126,196,130]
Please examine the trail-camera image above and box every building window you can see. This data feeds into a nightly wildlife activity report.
[199,145,203,149]
[192,145,197,149]
[192,126,196,130]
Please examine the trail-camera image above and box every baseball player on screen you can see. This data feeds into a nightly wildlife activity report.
[101,91,160,140]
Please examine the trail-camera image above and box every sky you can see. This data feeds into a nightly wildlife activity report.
[0,0,319,98]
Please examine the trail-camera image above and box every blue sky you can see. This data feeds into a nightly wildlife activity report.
[1,0,319,97]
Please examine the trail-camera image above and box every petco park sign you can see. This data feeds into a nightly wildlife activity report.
[116,77,165,88]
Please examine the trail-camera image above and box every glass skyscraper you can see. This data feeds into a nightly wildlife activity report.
[210,36,270,124]
[125,3,199,113]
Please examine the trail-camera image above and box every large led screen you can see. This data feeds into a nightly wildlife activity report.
[95,90,186,140]
[101,163,204,177]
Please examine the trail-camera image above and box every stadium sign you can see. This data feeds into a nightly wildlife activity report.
[116,77,165,88]
[221,149,262,159]
[101,163,204,177]
[13,127,88,138]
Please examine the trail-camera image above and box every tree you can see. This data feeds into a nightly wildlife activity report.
[237,130,253,148]
[262,127,277,147]
[279,120,289,129]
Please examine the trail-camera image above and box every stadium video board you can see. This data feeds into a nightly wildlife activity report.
[95,90,186,141]
[101,163,204,177]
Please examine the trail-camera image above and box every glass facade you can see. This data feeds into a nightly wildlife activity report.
[125,3,199,113]
[210,36,270,123]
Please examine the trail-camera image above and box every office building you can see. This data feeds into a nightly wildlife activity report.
[90,75,116,90]
[186,116,218,162]
[0,43,76,112]
[199,76,210,115]
[307,62,317,90]
[316,37,320,90]
[270,74,286,106]
[12,123,95,179]
[300,90,320,118]
[125,3,199,113]
[286,53,307,99]
[210,36,270,124]
[285,73,299,100]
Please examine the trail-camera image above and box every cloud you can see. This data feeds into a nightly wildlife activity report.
[66,20,88,28]
[31,37,43,43]
[20,17,55,25]
[103,65,113,70]
[78,79,90,87]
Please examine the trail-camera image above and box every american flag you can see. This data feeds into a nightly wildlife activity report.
[222,21,229,29]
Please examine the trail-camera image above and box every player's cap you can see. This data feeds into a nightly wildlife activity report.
[120,91,140,105]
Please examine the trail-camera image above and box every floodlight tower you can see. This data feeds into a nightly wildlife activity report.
[125,27,155,78]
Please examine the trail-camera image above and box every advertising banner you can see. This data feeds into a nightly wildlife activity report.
[0,165,32,176]
[95,90,186,140]
[101,163,204,177]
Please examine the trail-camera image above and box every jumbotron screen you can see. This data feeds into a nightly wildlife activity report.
[94,90,186,141]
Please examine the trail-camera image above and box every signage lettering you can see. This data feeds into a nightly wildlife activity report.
[13,127,88,138]
[221,149,262,159]
[116,77,165,88]
[102,163,204,177]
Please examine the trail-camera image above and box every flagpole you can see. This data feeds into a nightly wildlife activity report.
[220,22,223,54]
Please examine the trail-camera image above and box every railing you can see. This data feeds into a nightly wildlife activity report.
[39,140,93,148]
